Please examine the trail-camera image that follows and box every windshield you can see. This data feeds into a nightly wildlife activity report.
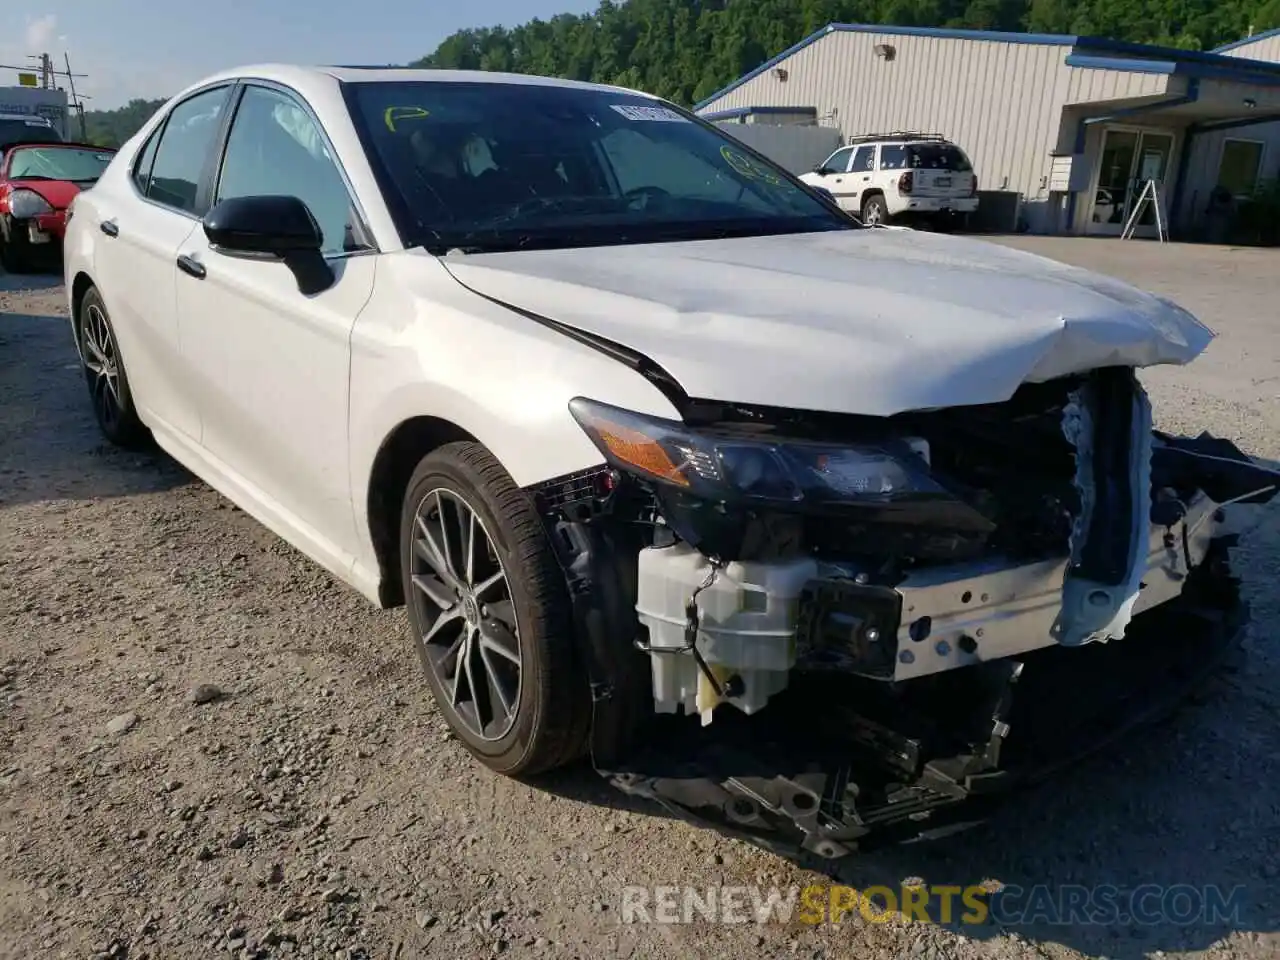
[343,80,852,252]
[0,118,62,150]
[905,144,972,172]
[7,144,115,182]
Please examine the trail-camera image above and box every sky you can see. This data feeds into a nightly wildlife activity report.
[0,0,601,110]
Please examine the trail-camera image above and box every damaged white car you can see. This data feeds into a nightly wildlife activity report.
[64,65,1278,857]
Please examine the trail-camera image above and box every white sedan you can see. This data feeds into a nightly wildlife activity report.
[64,64,1276,855]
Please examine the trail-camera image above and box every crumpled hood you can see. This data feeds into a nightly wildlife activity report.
[442,228,1215,417]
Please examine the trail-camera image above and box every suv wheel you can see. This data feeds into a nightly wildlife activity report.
[861,194,889,226]
[399,441,590,777]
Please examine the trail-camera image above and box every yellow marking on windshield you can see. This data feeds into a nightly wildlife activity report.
[384,106,431,132]
[719,144,782,185]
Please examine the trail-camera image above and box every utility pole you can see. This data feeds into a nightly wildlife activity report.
[64,53,88,139]
[0,53,90,140]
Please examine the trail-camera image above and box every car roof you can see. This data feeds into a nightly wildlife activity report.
[0,113,54,123]
[3,140,110,151]
[167,63,654,107]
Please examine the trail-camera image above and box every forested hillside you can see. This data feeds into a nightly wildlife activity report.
[82,0,1279,145]
[411,0,1280,104]
[82,97,166,147]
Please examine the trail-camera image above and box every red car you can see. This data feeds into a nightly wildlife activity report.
[0,140,117,273]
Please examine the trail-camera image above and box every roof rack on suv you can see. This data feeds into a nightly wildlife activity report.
[846,131,950,145]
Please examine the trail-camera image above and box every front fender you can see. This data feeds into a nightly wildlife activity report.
[347,250,682,579]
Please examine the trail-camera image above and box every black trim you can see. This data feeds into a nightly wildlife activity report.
[1,140,117,153]
[130,121,165,196]
[197,82,244,217]
[441,264,690,413]
[176,254,207,279]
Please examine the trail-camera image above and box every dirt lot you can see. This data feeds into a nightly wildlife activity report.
[1,237,1278,960]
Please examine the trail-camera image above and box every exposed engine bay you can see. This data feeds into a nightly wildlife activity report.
[526,367,1278,857]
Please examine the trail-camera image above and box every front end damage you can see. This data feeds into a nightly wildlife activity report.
[528,368,1277,858]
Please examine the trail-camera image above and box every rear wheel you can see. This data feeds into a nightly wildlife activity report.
[78,286,150,449]
[861,193,889,227]
[399,441,590,776]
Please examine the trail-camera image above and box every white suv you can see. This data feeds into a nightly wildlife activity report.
[800,132,978,227]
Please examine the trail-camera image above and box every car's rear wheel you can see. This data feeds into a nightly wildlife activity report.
[399,441,590,776]
[78,286,149,449]
[861,193,889,227]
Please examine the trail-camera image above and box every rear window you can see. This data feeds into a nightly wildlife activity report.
[8,145,115,182]
[905,143,971,172]
[0,118,61,149]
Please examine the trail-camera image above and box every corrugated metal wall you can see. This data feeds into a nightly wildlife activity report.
[698,31,1170,231]
[1218,34,1280,63]
[713,122,844,174]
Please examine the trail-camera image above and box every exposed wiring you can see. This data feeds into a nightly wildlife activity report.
[633,556,740,700]
[1185,485,1277,541]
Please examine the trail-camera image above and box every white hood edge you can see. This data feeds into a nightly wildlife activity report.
[442,229,1215,418]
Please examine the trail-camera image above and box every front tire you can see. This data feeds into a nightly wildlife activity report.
[77,286,149,449]
[399,441,590,776]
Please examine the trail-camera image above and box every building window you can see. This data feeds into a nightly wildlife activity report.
[1217,139,1264,199]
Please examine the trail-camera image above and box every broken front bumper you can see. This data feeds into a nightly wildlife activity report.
[600,534,1248,859]
[891,490,1220,681]
[633,492,1226,722]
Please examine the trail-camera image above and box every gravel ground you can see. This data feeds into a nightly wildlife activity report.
[1,237,1278,960]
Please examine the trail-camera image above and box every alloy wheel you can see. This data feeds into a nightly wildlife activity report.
[82,303,122,430]
[409,488,523,741]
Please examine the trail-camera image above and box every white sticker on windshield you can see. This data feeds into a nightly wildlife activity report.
[610,104,687,123]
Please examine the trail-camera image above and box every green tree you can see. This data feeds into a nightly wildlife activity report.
[77,0,1273,149]
[81,98,167,147]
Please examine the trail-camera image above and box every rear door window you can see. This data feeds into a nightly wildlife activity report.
[906,144,972,171]
[145,86,231,214]
[850,146,875,172]
[878,144,907,170]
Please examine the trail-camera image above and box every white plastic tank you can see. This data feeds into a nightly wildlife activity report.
[635,542,817,724]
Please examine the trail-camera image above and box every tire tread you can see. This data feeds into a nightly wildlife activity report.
[407,441,590,776]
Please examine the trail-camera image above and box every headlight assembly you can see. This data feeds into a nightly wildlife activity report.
[568,396,948,508]
[9,188,54,219]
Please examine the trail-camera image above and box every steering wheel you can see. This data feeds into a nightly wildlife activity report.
[622,185,671,210]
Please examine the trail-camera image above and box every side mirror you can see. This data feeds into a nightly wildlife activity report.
[203,195,334,295]
[813,165,831,176]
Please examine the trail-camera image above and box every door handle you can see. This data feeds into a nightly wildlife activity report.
[99,220,118,238]
[834,177,843,183]
[176,254,206,279]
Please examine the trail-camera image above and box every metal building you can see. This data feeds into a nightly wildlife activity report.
[1178,28,1280,239]
[693,24,1280,238]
